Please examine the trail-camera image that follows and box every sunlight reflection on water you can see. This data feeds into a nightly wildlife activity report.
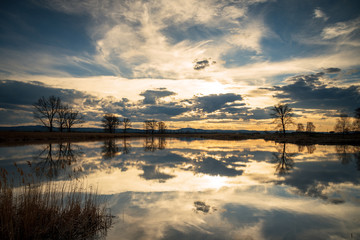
[1,138,359,239]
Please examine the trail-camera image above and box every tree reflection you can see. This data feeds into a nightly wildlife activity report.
[306,145,316,154]
[144,137,167,152]
[272,143,295,175]
[335,145,352,165]
[353,146,360,171]
[102,139,119,159]
[297,145,316,154]
[121,138,131,154]
[335,145,360,170]
[34,143,81,179]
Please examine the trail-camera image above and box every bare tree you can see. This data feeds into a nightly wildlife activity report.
[271,104,294,135]
[57,104,83,132]
[122,118,132,133]
[353,107,360,132]
[335,114,351,134]
[102,114,120,133]
[144,120,157,134]
[296,123,304,132]
[64,108,84,132]
[33,96,61,132]
[158,121,167,134]
[57,104,69,132]
[306,122,316,133]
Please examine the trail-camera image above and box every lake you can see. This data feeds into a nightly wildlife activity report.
[1,138,359,240]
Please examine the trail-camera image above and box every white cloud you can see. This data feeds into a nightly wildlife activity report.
[322,17,360,39]
[41,0,270,79]
[313,8,328,21]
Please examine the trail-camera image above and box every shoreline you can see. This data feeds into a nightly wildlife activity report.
[1,131,360,146]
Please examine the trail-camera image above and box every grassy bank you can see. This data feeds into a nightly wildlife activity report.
[0,166,113,240]
[0,131,360,146]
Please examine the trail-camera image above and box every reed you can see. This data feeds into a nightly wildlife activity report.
[0,166,113,240]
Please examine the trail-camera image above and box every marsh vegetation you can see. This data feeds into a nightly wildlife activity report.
[0,164,113,240]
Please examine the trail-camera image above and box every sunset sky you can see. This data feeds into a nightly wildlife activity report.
[1,0,359,131]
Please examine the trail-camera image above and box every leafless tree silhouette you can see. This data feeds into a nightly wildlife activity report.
[144,120,157,134]
[271,104,294,135]
[334,114,351,134]
[158,121,167,134]
[306,122,316,133]
[102,114,120,133]
[122,118,132,133]
[33,96,61,132]
[296,123,304,132]
[64,107,84,132]
[57,104,69,132]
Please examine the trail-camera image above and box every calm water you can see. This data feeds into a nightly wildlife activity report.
[1,138,360,240]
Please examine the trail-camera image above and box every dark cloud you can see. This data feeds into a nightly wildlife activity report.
[324,68,341,73]
[192,157,243,176]
[139,104,188,117]
[194,59,210,70]
[140,88,176,104]
[0,80,89,107]
[139,165,175,182]
[0,80,93,125]
[193,58,216,70]
[245,107,273,120]
[273,73,360,111]
[194,93,244,113]
[0,109,33,125]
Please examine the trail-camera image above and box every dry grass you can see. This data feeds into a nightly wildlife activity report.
[0,166,113,240]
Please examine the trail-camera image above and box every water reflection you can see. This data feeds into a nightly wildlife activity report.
[1,138,360,240]
[34,143,81,179]
[272,143,295,175]
[144,137,166,152]
[297,144,316,154]
[121,138,131,154]
[102,139,119,159]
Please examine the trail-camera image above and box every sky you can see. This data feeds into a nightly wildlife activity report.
[0,0,360,131]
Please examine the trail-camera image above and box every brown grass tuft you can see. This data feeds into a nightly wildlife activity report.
[0,167,113,240]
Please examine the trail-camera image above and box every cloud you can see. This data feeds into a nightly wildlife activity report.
[193,93,244,113]
[272,73,360,112]
[139,104,188,118]
[193,59,216,70]
[313,8,328,21]
[36,0,270,79]
[322,17,360,40]
[324,68,341,73]
[0,80,95,125]
[0,80,89,107]
[140,88,176,104]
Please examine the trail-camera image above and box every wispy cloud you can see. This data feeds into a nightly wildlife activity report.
[313,8,328,21]
[38,0,270,79]
[322,17,360,40]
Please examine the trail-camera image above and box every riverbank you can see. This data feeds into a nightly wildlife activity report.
[0,131,359,146]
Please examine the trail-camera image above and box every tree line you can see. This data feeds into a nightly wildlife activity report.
[271,104,360,134]
[101,114,167,134]
[34,96,359,134]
